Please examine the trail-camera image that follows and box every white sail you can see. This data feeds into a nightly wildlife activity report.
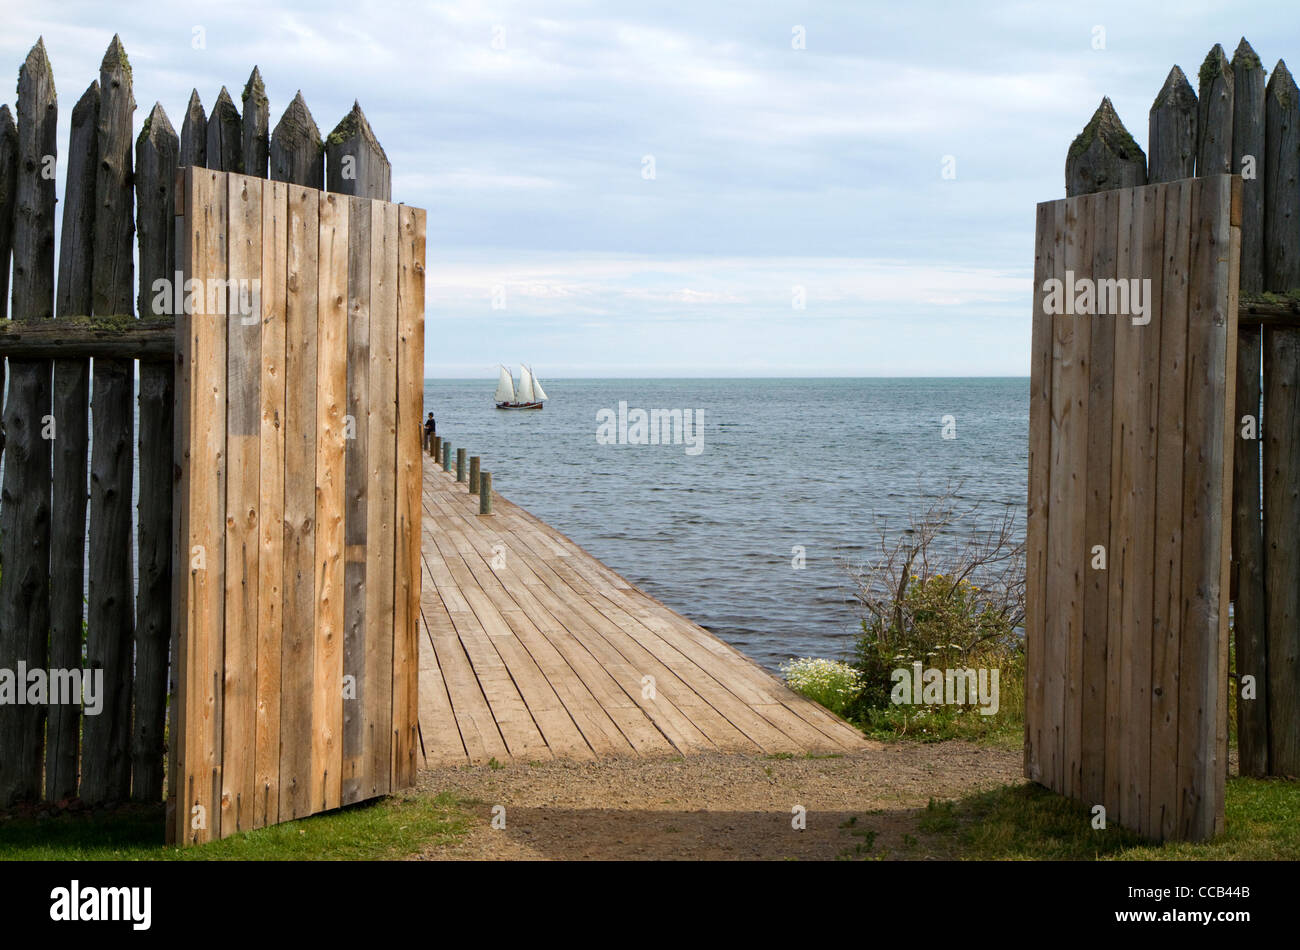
[495,365,516,403]
[529,366,548,401]
[516,364,536,403]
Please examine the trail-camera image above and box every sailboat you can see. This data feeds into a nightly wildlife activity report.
[495,364,549,410]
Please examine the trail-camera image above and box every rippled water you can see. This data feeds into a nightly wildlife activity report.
[423,378,1028,672]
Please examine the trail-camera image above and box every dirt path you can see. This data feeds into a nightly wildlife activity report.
[414,742,1021,860]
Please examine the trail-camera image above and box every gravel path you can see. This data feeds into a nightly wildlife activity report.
[414,742,1022,860]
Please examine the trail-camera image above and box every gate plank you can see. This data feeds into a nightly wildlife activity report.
[313,191,349,813]
[221,172,263,833]
[365,200,399,796]
[255,179,289,828]
[279,183,320,821]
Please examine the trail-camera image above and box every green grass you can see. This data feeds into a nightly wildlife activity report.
[907,777,1300,860]
[0,792,470,861]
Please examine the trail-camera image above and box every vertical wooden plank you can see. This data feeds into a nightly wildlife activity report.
[47,80,97,802]
[84,34,136,805]
[1150,178,1192,840]
[1127,181,1164,838]
[1263,61,1300,777]
[365,200,399,797]
[242,68,269,179]
[313,191,349,814]
[254,179,289,828]
[0,38,55,807]
[1081,188,1117,809]
[134,102,179,802]
[1178,175,1234,842]
[394,205,426,788]
[221,172,263,834]
[1230,39,1269,778]
[342,195,372,805]
[1043,195,1085,797]
[180,168,229,843]
[169,167,195,844]
[279,183,320,821]
[1102,185,1134,830]
[1024,199,1058,785]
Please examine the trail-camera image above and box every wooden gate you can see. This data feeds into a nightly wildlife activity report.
[1025,173,1239,842]
[169,167,425,844]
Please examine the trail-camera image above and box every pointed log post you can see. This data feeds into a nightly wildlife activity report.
[48,79,98,801]
[242,67,269,178]
[1230,38,1270,778]
[326,102,391,200]
[1196,44,1234,176]
[206,85,241,172]
[180,89,206,167]
[0,39,56,807]
[1148,66,1197,183]
[1263,60,1300,778]
[134,102,179,802]
[1065,97,1147,196]
[270,91,323,188]
[0,105,16,461]
[82,34,137,805]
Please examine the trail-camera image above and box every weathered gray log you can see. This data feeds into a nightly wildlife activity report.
[180,89,206,167]
[469,456,480,493]
[1148,65,1197,183]
[1065,97,1147,196]
[242,67,269,178]
[326,102,391,200]
[0,105,16,462]
[270,91,323,187]
[0,106,16,318]
[0,39,56,807]
[1230,37,1270,778]
[133,102,178,802]
[47,79,98,801]
[206,85,241,173]
[1196,43,1234,176]
[0,316,174,358]
[82,34,136,804]
[1263,58,1300,778]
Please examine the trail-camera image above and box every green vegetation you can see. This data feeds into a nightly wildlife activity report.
[0,792,469,861]
[780,657,862,718]
[896,777,1299,860]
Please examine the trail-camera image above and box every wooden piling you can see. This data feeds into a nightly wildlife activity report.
[1196,45,1234,176]
[1066,97,1146,195]
[242,68,269,179]
[480,471,492,514]
[1148,66,1197,183]
[456,447,466,482]
[469,456,480,493]
[270,92,324,189]
[47,80,97,801]
[326,102,391,200]
[133,101,179,801]
[1230,38,1270,778]
[1263,60,1300,777]
[443,441,451,471]
[206,86,241,173]
[82,34,136,804]
[180,89,206,167]
[0,38,56,807]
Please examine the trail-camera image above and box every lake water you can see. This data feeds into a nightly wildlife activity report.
[423,377,1029,672]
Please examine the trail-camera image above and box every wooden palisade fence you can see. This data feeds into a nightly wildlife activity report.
[1060,37,1300,784]
[0,35,424,846]
[1055,37,1300,788]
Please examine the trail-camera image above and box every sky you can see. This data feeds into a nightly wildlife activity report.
[3,0,1298,376]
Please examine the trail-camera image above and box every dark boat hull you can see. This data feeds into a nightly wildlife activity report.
[496,401,543,410]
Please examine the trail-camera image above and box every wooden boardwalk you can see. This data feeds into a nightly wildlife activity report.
[416,457,870,767]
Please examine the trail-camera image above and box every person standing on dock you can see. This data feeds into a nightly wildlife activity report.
[424,412,437,452]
